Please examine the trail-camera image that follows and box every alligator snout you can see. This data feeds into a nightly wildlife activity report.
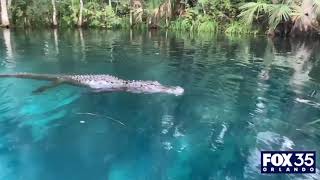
[167,86,184,96]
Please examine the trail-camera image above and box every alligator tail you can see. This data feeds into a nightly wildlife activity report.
[0,73,60,81]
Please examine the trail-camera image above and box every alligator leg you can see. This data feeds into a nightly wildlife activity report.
[32,80,64,94]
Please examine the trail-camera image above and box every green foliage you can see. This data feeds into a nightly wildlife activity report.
[268,3,292,29]
[170,8,197,31]
[170,18,193,31]
[10,0,127,28]
[60,0,80,26]
[238,2,270,26]
[11,0,52,27]
[225,21,256,35]
[12,0,320,36]
[85,3,121,28]
[170,8,218,33]
[7,0,258,34]
[197,15,219,33]
[238,0,320,32]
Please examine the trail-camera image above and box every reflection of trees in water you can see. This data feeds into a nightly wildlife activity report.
[272,38,320,150]
[145,34,253,178]
[53,29,59,55]
[3,29,13,59]
[256,38,320,178]
[2,29,15,68]
[172,34,320,178]
[2,31,320,179]
[78,28,85,62]
[148,33,320,179]
[271,38,320,85]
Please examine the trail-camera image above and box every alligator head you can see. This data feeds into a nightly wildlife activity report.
[127,80,184,96]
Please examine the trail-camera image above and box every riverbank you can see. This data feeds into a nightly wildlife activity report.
[1,1,320,37]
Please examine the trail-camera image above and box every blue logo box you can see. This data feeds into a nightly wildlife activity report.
[261,151,316,173]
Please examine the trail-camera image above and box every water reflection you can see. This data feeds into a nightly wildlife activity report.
[53,29,59,55]
[78,28,86,62]
[2,29,14,68]
[0,30,319,179]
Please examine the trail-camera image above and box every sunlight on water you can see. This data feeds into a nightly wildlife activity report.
[0,30,319,179]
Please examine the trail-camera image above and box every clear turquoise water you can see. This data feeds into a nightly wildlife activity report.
[0,29,320,180]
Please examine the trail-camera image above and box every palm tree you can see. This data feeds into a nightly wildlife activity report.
[77,0,84,27]
[290,0,320,35]
[51,0,58,27]
[130,0,144,27]
[238,0,320,36]
[1,0,10,27]
[148,0,173,28]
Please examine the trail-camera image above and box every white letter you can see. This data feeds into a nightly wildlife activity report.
[281,153,292,166]
[286,167,290,172]
[262,167,267,172]
[271,154,284,166]
[310,167,314,172]
[263,153,272,166]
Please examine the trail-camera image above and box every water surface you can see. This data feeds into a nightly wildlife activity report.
[0,30,320,180]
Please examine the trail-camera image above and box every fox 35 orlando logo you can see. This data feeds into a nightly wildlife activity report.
[261,151,316,173]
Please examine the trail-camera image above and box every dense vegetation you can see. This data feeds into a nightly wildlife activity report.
[0,0,320,36]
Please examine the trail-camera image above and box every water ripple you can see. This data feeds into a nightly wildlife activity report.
[0,83,80,141]
[0,31,319,179]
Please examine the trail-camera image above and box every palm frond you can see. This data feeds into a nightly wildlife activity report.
[238,2,270,26]
[312,0,320,15]
[268,3,292,30]
[290,4,304,23]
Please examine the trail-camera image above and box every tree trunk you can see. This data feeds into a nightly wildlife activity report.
[290,0,317,36]
[129,0,133,27]
[77,0,83,27]
[51,0,58,27]
[1,0,10,27]
[166,0,171,27]
[109,0,112,6]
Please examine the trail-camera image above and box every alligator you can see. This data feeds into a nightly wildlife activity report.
[0,73,184,96]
